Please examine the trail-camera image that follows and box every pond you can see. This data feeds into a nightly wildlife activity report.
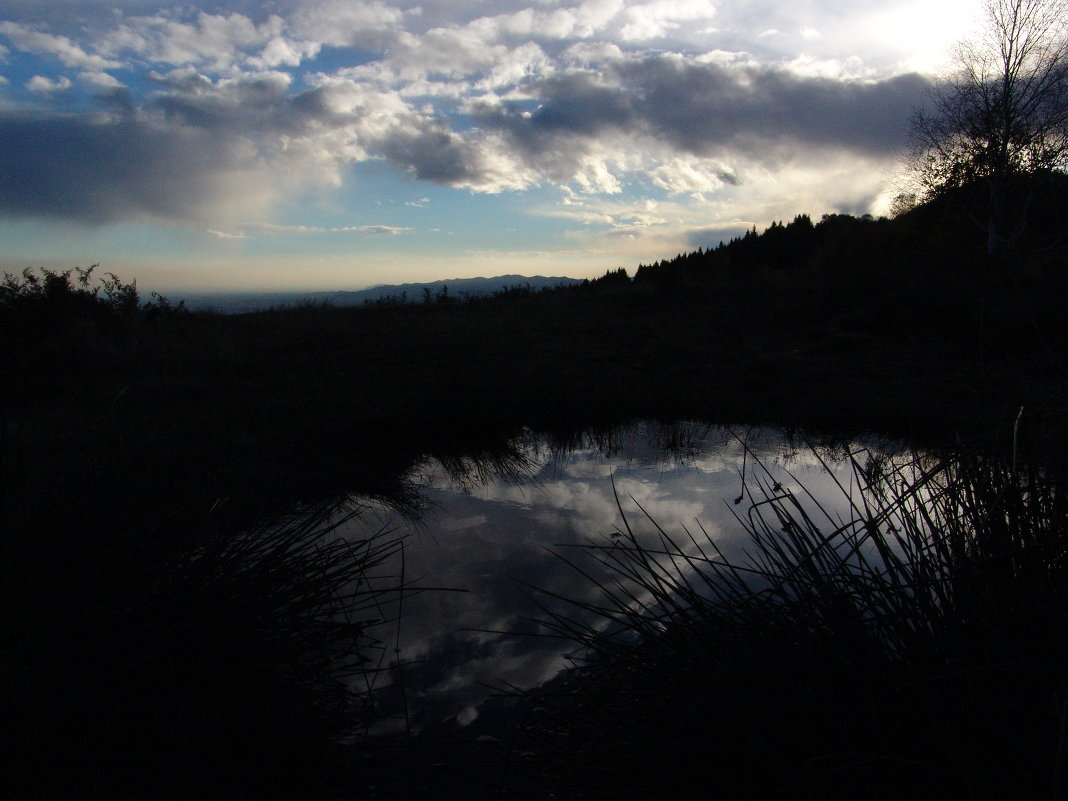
[341,421,899,737]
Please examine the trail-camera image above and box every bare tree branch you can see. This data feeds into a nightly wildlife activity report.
[909,0,1068,255]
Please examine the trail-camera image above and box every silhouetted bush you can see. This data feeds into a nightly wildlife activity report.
[1,265,184,320]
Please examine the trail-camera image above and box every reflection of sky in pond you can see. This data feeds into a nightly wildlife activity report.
[343,422,894,732]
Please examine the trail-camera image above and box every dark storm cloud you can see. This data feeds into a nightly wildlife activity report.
[146,75,325,135]
[480,71,633,154]
[370,122,481,183]
[476,56,933,160]
[0,73,495,223]
[0,111,252,223]
[0,72,356,223]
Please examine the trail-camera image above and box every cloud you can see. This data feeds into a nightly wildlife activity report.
[477,54,931,171]
[0,110,275,224]
[241,222,413,235]
[78,71,126,90]
[0,2,936,229]
[138,70,376,190]
[0,21,123,70]
[99,11,318,71]
[25,74,72,93]
[289,0,406,48]
[647,157,739,197]
[345,224,411,235]
[619,0,717,41]
[524,142,892,259]
[306,73,539,191]
[0,52,531,224]
[369,120,485,183]
[386,27,514,82]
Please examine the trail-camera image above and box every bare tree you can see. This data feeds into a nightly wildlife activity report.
[910,0,1068,255]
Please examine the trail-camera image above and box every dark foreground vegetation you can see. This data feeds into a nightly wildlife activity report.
[2,180,1067,798]
[506,448,1068,800]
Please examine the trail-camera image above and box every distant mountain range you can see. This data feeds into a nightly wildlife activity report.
[181,274,584,314]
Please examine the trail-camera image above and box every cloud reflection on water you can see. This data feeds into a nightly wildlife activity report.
[343,422,881,731]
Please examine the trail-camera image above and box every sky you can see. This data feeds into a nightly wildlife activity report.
[0,0,984,293]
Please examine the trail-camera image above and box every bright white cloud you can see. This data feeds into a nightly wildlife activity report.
[386,27,509,81]
[25,74,71,93]
[289,0,405,48]
[100,11,314,71]
[857,0,984,72]
[0,21,122,70]
[648,157,738,198]
[619,0,717,40]
[79,71,126,89]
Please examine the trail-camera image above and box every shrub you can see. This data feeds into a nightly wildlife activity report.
[0,265,184,323]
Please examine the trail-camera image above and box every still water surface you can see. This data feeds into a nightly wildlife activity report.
[342,422,894,733]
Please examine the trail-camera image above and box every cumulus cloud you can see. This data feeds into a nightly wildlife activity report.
[619,0,717,41]
[648,157,739,198]
[98,11,319,71]
[369,120,493,184]
[289,0,405,48]
[79,71,126,90]
[0,21,122,70]
[0,1,936,228]
[477,55,930,169]
[25,74,71,93]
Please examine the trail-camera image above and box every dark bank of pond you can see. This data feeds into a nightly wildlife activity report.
[342,421,902,738]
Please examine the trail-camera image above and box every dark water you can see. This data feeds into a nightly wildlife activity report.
[341,421,891,733]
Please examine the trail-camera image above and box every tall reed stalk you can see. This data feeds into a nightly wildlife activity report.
[507,448,1068,800]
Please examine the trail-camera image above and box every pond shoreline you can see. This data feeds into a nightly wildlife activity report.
[4,263,1064,516]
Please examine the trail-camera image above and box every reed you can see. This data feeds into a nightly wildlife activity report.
[507,447,1068,800]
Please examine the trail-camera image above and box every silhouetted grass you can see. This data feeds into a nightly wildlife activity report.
[507,448,1068,800]
[2,490,407,800]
